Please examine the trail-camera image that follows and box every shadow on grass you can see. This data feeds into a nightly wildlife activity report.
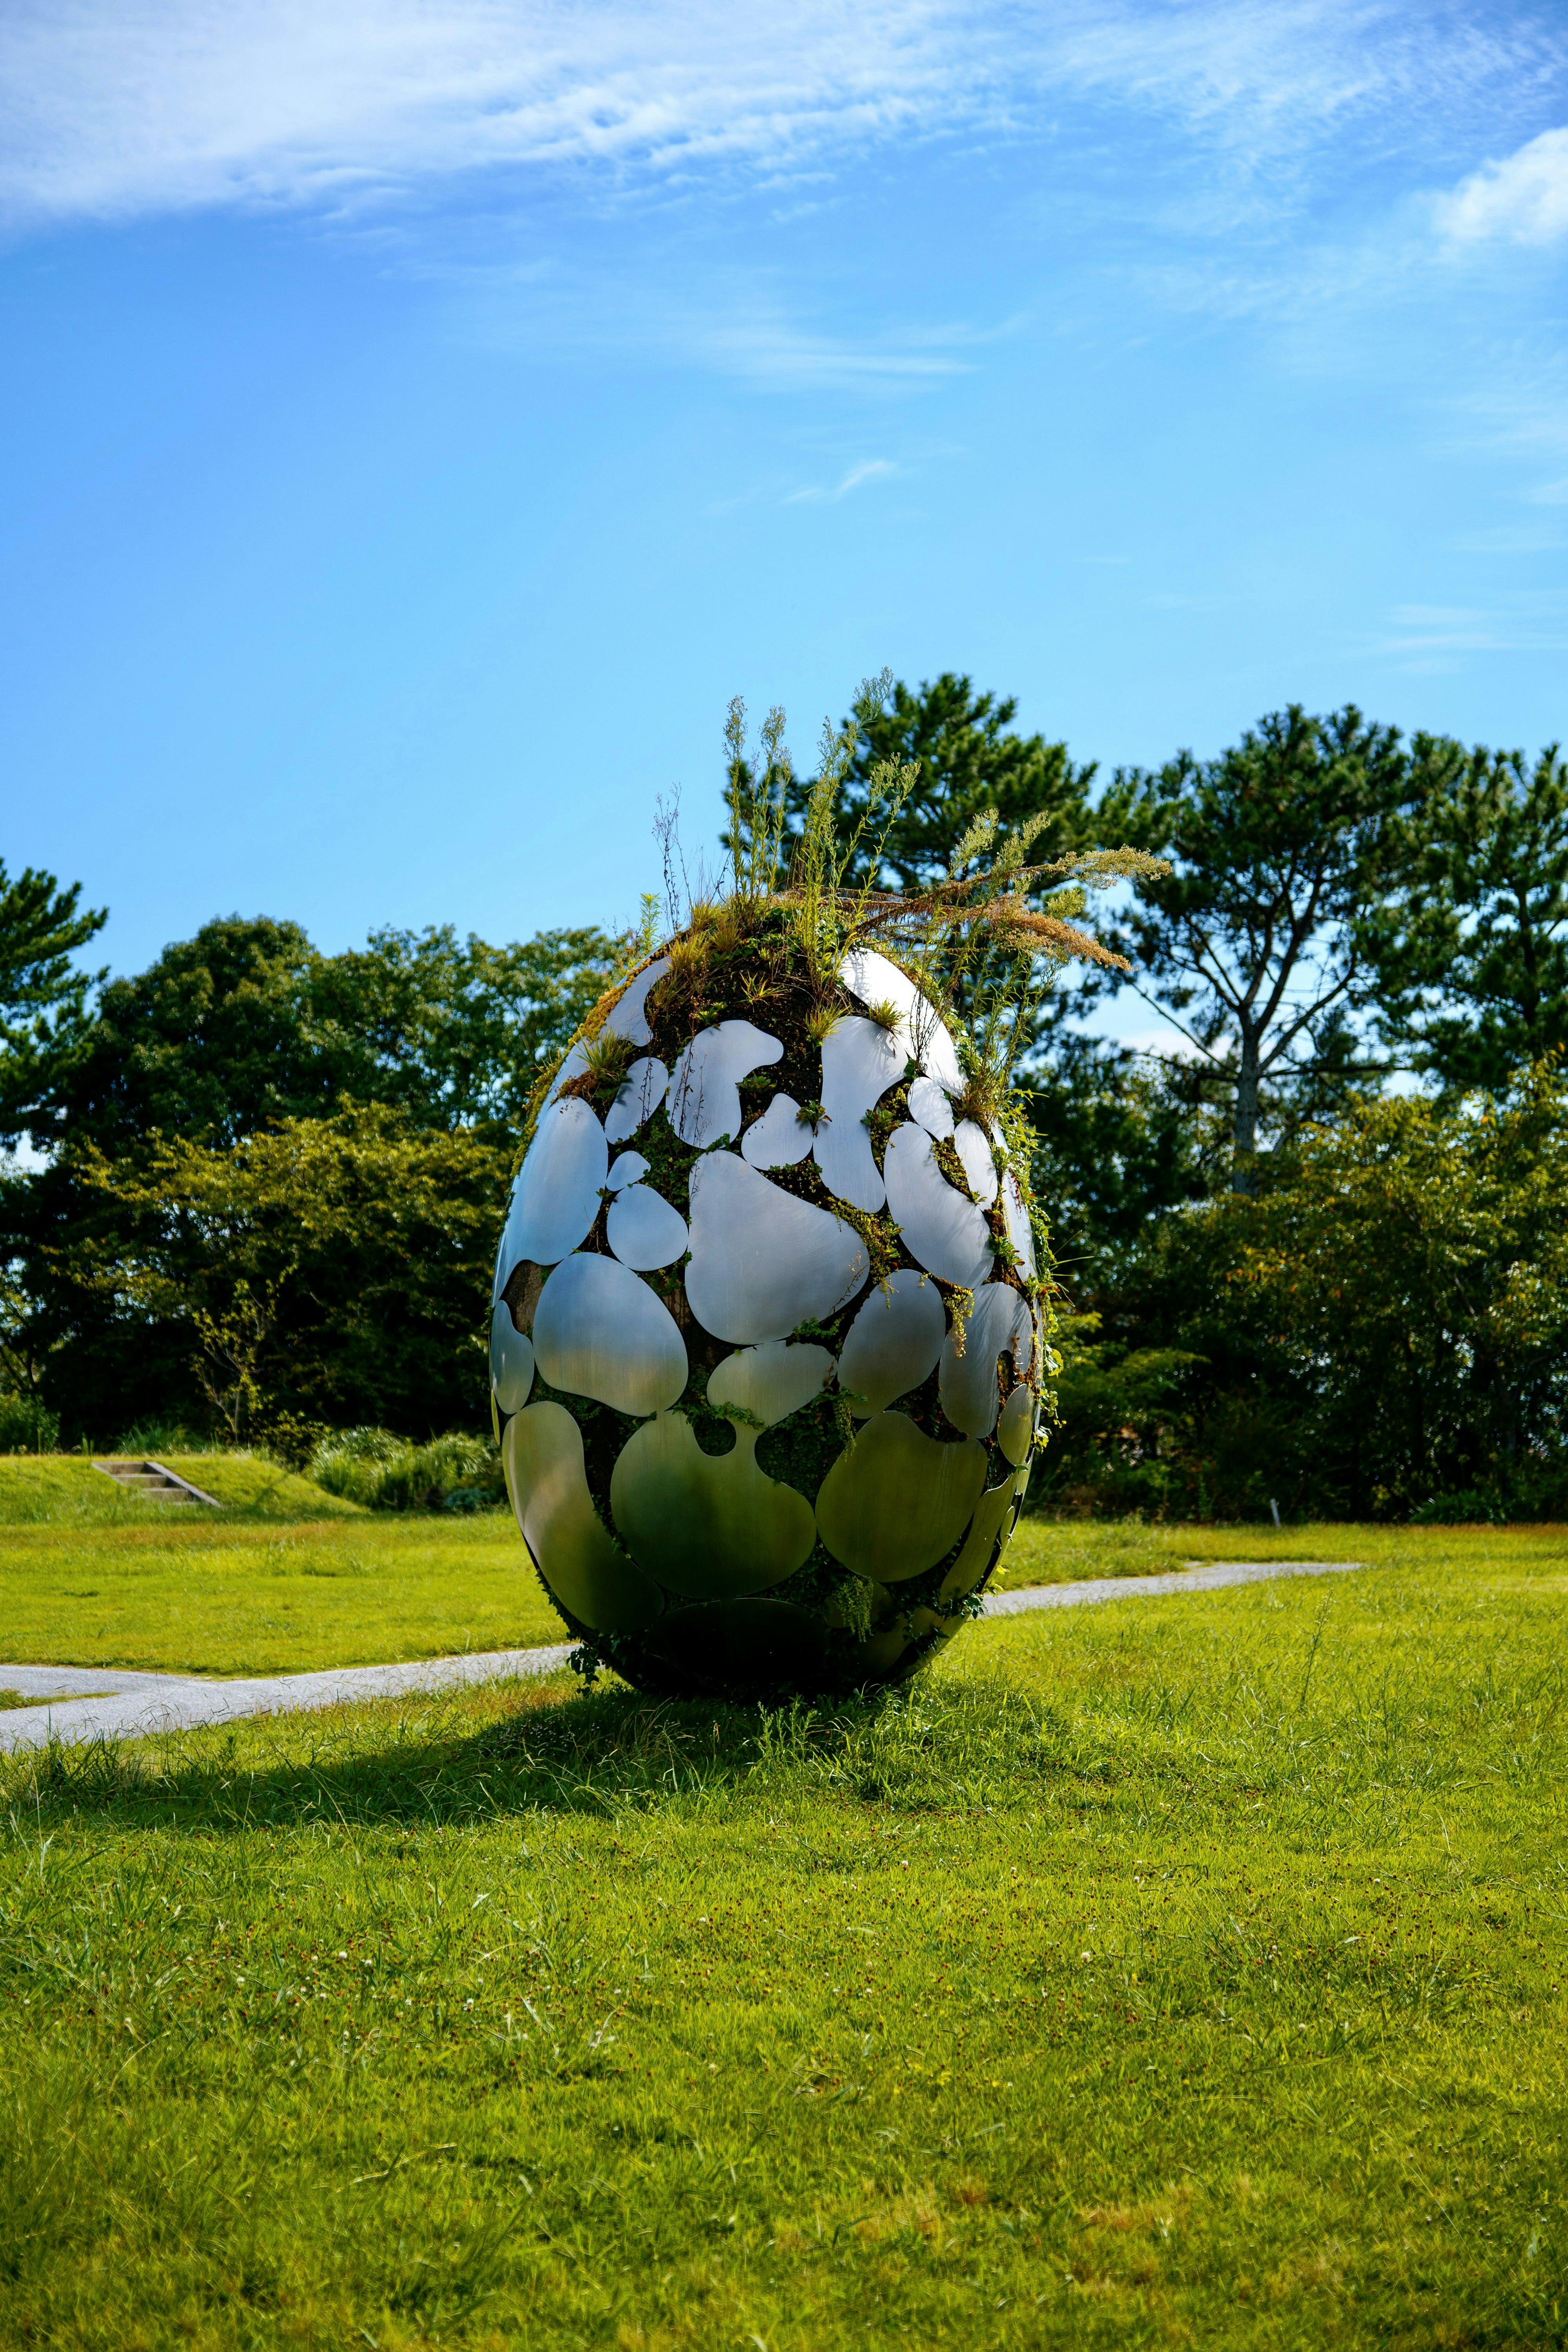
[0,1673,1085,1837]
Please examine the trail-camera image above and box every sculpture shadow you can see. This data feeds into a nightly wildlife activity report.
[2,1672,1042,1839]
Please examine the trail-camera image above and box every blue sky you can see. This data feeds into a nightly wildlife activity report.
[3,0,1567,1005]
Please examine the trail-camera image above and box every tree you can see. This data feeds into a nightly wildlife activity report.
[35,915,624,1159]
[0,858,107,1144]
[1368,739,1568,1094]
[1105,705,1414,1187]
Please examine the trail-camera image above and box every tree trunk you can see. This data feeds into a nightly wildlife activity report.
[1232,1027,1261,1193]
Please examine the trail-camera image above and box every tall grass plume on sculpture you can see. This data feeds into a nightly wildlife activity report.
[490,678,1165,1697]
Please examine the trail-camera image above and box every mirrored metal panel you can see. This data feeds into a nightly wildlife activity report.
[532,1252,688,1416]
[1001,1169,1037,1278]
[940,1283,1033,1439]
[604,1055,669,1145]
[685,1152,869,1343]
[907,1075,955,1139]
[606,1182,690,1272]
[882,1123,994,1287]
[606,1150,650,1191]
[535,1038,591,1125]
[490,1301,536,1417]
[953,1119,1000,1205]
[503,1403,663,1633]
[815,1410,987,1582]
[740,1091,814,1171]
[610,1412,817,1598]
[998,1381,1036,1467]
[839,947,963,1091]
[667,1020,784,1149]
[493,1098,608,1296]
[602,957,671,1047]
[938,1475,1016,1606]
[708,1339,835,1427]
[813,1016,902,1211]
[835,1269,946,1416]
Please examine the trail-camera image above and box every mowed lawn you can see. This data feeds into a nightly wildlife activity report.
[0,1541,1564,2349]
[3,1447,1566,1679]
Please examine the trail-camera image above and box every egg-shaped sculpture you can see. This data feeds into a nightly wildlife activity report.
[491,915,1044,1698]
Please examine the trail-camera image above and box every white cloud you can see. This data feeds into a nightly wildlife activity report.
[1435,125,1568,246]
[784,458,898,503]
[0,0,1557,231]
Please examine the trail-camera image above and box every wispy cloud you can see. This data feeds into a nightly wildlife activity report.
[784,458,898,503]
[2,1,1560,232]
[1372,597,1568,657]
[1434,125,1568,246]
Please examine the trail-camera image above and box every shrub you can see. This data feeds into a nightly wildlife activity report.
[309,1426,503,1512]
[0,1392,61,1454]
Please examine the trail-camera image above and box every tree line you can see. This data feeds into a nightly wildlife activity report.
[4,673,1565,1518]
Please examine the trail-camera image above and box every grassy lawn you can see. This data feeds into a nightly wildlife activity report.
[0,1542,1563,2348]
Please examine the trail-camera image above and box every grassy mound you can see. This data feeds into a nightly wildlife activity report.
[0,1454,363,1526]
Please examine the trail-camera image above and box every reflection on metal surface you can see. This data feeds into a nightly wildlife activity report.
[953,1119,999,1205]
[493,1099,608,1296]
[814,1016,902,1210]
[940,1283,1034,1439]
[667,1020,784,1149]
[685,1153,869,1342]
[606,1183,689,1272]
[611,1411,816,1598]
[708,1339,835,1426]
[907,1075,955,1138]
[503,1403,663,1633]
[532,1252,688,1415]
[815,1410,986,1581]
[490,1302,536,1416]
[882,1123,994,1287]
[940,1476,1016,1605]
[853,1624,912,1676]
[606,1151,649,1190]
[839,947,963,1091]
[1001,1169,1036,1277]
[603,958,670,1047]
[645,1597,829,1688]
[998,1381,1036,1467]
[604,1056,669,1145]
[835,1269,946,1416]
[740,1090,814,1170]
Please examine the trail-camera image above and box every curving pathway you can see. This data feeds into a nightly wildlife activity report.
[0,1559,1363,1755]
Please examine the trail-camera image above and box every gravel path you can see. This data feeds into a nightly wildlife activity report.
[0,1557,1364,1755]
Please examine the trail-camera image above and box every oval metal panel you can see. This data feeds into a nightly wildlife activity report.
[740,1090,814,1170]
[644,1597,829,1688]
[815,1410,987,1582]
[532,1252,688,1415]
[502,1403,663,1633]
[610,1413,817,1598]
[1000,1169,1037,1278]
[606,1150,650,1191]
[938,1474,1017,1606]
[493,1098,608,1296]
[998,1381,1036,1467]
[604,1055,669,1145]
[835,1268,946,1416]
[685,1152,869,1343]
[881,1123,994,1287]
[813,1016,902,1211]
[940,1283,1034,1439]
[907,1074,955,1139]
[667,1020,784,1149]
[535,1038,591,1124]
[606,1182,689,1272]
[953,1119,999,1205]
[708,1339,835,1427]
[839,947,963,1091]
[602,958,671,1047]
[490,1301,536,1416]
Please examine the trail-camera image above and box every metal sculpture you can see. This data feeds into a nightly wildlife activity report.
[490,935,1044,1698]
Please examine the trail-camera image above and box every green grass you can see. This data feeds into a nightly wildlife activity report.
[0,1548,1563,2349]
[0,1454,363,1526]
